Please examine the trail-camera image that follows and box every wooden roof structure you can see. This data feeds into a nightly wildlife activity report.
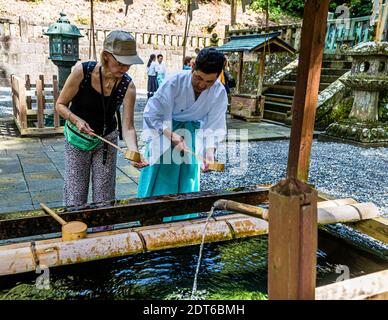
[216,31,296,54]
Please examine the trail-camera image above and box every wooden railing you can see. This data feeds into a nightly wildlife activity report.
[226,9,387,53]
[324,15,372,53]
[11,74,63,136]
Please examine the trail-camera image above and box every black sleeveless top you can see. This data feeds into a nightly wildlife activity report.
[70,61,132,136]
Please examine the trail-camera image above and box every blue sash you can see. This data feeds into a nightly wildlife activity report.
[137,120,201,221]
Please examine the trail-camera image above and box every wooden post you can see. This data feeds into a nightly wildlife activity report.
[11,75,19,119]
[25,75,32,110]
[287,0,329,182]
[182,1,191,66]
[53,75,60,128]
[257,53,265,96]
[377,1,388,42]
[375,0,384,42]
[18,76,28,130]
[268,178,318,300]
[39,74,46,112]
[36,79,44,128]
[268,0,330,301]
[231,0,237,26]
[236,51,243,94]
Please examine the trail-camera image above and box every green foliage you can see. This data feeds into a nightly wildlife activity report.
[250,0,373,18]
[316,96,354,130]
[208,289,268,300]
[75,16,90,26]
[379,93,388,123]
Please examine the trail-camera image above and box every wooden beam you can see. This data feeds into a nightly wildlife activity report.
[269,0,330,301]
[0,188,269,241]
[347,217,388,244]
[268,178,318,300]
[287,0,330,182]
[316,270,388,300]
[236,51,243,94]
[231,0,237,26]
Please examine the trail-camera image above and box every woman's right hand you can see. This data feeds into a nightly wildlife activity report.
[75,118,94,136]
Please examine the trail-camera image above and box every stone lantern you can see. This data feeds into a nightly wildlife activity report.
[323,42,388,146]
[44,12,83,89]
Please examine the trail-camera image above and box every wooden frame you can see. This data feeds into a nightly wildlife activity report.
[10,74,64,136]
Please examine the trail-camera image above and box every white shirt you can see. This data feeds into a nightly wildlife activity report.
[155,62,167,78]
[142,71,228,164]
[147,61,158,76]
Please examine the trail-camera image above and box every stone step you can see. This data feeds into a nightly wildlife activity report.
[264,93,294,104]
[265,84,295,95]
[281,80,331,91]
[263,110,288,123]
[289,73,342,83]
[322,60,352,69]
[264,101,292,113]
[320,67,349,76]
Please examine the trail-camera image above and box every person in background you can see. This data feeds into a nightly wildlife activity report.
[155,54,167,86]
[147,54,159,99]
[56,30,147,208]
[183,56,192,70]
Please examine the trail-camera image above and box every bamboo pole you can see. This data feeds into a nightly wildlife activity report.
[316,270,388,300]
[0,215,268,276]
[213,199,380,225]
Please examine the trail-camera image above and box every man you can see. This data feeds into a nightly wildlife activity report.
[155,54,167,86]
[138,48,227,199]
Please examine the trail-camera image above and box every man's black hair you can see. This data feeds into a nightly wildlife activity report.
[194,48,225,76]
[157,54,163,59]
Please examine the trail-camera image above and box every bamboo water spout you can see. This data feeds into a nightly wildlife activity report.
[213,199,380,225]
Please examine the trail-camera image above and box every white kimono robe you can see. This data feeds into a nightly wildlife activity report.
[142,70,228,165]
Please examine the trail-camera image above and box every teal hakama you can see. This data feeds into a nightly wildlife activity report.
[137,120,201,221]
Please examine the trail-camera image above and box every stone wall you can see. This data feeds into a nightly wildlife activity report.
[0,16,216,90]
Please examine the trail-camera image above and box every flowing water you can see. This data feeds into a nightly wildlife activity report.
[191,206,215,300]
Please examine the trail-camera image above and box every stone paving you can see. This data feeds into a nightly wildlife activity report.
[0,96,299,215]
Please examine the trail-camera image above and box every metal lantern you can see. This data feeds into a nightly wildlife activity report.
[44,12,83,89]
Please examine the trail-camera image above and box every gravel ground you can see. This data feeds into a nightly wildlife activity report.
[201,139,388,216]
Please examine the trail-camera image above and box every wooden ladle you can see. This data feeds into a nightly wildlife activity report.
[185,149,225,172]
[40,203,87,241]
[90,132,141,162]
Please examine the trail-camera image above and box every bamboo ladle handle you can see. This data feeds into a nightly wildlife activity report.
[89,132,141,162]
[89,132,123,152]
[40,203,67,226]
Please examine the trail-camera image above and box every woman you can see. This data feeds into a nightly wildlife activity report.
[146,54,159,98]
[182,56,192,70]
[56,30,147,208]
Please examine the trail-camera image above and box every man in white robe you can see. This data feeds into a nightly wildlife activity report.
[137,48,227,201]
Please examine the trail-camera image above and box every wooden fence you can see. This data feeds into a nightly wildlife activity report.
[11,74,64,136]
